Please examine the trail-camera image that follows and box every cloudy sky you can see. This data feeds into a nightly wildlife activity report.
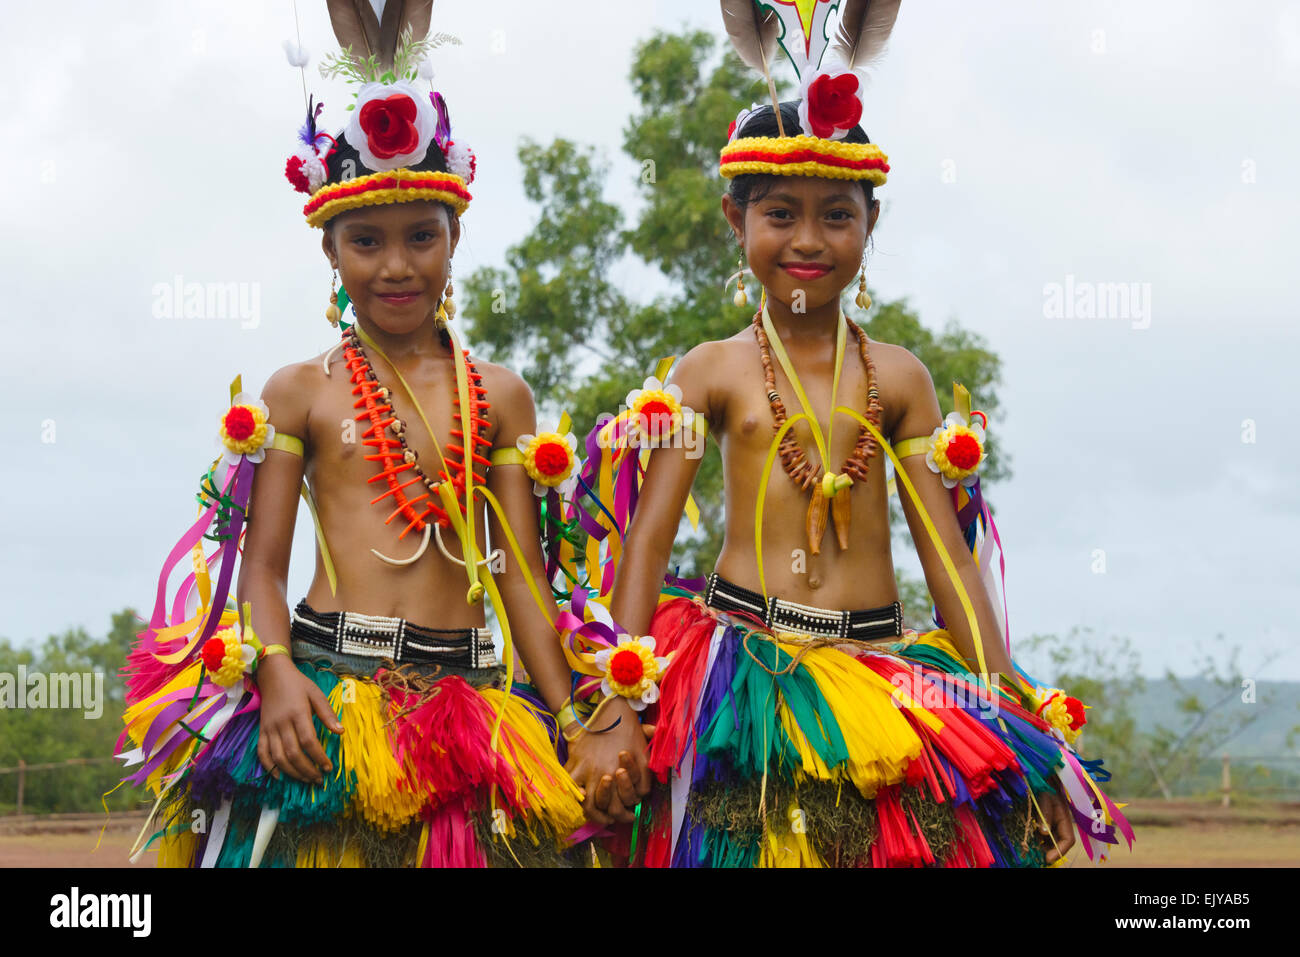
[2,1,1297,683]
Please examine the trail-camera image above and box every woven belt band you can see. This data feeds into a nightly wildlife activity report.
[290,600,498,669]
[703,573,902,642]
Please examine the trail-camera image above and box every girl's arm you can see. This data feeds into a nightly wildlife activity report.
[238,364,342,786]
[890,351,1015,678]
[608,344,719,638]
[893,355,1076,860]
[485,369,652,825]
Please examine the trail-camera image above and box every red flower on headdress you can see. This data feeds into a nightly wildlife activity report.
[285,155,312,194]
[804,72,863,139]
[358,94,421,160]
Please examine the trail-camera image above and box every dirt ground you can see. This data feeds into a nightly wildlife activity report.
[1,802,1296,867]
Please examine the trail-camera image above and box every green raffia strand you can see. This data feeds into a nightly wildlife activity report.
[699,630,849,778]
[628,801,643,861]
[256,663,353,827]
[196,467,244,542]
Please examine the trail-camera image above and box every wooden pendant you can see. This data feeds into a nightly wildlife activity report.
[831,487,852,550]
[806,485,829,555]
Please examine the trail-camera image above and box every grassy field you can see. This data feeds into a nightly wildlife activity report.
[1,801,1296,867]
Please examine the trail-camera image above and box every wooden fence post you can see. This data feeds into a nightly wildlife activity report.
[1221,754,1231,809]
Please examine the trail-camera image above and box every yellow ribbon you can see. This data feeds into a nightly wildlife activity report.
[760,303,847,481]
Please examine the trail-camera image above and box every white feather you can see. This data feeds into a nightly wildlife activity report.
[282,39,310,68]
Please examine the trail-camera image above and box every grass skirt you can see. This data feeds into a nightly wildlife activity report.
[119,656,586,868]
[633,596,1090,868]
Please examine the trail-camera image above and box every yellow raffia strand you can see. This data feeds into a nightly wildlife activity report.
[122,660,209,789]
[331,678,424,832]
[271,432,304,457]
[791,643,935,798]
[834,405,993,683]
[753,411,814,600]
[758,801,825,868]
[156,827,198,867]
[476,687,586,835]
[296,837,365,868]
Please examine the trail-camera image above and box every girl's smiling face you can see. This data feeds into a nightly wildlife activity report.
[723,176,878,315]
[322,200,459,335]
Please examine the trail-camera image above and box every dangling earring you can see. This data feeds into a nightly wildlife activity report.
[733,251,749,308]
[855,262,872,311]
[441,265,456,320]
[326,269,341,326]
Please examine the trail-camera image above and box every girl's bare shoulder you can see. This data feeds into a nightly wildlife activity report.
[260,354,335,439]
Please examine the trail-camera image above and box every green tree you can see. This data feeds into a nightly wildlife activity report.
[464,29,1008,605]
[0,609,139,813]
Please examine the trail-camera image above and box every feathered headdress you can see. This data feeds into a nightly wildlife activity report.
[719,0,900,185]
[283,1,476,228]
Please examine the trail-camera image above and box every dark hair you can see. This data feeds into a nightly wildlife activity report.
[323,132,460,226]
[729,101,878,220]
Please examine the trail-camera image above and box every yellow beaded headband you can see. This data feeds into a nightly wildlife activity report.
[719,134,889,184]
[303,169,471,228]
[719,0,900,184]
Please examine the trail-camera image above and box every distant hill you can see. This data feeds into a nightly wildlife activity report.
[1131,678,1300,757]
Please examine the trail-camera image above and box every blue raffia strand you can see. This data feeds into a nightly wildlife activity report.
[1079,757,1111,783]
[575,472,622,541]
[565,672,622,737]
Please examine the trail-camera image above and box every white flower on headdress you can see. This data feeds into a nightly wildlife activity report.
[345,80,439,172]
[445,140,477,184]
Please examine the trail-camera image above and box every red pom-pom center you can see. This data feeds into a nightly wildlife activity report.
[639,400,674,436]
[224,406,256,442]
[609,648,645,686]
[533,441,570,477]
[1064,696,1087,730]
[945,433,981,470]
[201,636,227,673]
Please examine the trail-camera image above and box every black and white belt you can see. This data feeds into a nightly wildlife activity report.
[290,600,498,669]
[703,573,903,642]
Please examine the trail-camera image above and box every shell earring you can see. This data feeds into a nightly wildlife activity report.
[441,266,456,320]
[733,251,748,308]
[327,269,341,326]
[855,263,872,311]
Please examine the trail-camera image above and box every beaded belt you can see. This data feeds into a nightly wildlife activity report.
[704,573,902,642]
[290,600,498,669]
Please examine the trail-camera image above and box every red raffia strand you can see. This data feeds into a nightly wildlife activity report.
[342,327,491,540]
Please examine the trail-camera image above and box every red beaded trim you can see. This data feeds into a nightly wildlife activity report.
[342,329,491,537]
[720,148,890,174]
